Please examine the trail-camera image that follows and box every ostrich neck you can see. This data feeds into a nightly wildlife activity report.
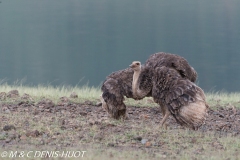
[132,68,144,98]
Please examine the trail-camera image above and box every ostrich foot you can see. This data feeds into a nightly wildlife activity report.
[160,110,171,129]
[123,113,129,120]
[100,95,107,110]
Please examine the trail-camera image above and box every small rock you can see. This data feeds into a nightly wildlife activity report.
[193,147,204,154]
[142,114,149,119]
[141,139,148,144]
[84,100,93,105]
[26,130,40,137]
[39,105,44,109]
[94,134,103,141]
[212,141,224,149]
[2,106,11,114]
[88,119,96,125]
[7,90,19,98]
[191,138,197,143]
[45,109,50,112]
[133,136,142,141]
[40,139,45,145]
[42,133,49,138]
[145,141,152,147]
[79,111,87,116]
[0,92,7,100]
[54,132,61,135]
[128,111,133,114]
[96,102,102,106]
[85,108,92,112]
[18,101,25,105]
[70,92,78,98]
[21,93,33,100]
[37,98,55,109]
[20,135,27,140]
[8,133,17,140]
[107,143,115,147]
[59,96,69,103]
[3,125,16,131]
[60,126,66,130]
[161,155,167,158]
[5,138,12,143]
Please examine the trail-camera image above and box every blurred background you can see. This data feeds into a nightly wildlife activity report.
[0,0,239,92]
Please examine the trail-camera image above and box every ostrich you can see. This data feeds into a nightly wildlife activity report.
[130,61,208,129]
[100,66,152,119]
[101,52,198,120]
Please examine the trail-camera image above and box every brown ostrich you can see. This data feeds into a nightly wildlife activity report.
[101,52,198,120]
[130,61,208,129]
[100,66,152,119]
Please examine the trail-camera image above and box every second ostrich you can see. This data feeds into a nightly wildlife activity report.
[130,61,208,129]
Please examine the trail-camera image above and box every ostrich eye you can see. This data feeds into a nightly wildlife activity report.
[136,63,140,65]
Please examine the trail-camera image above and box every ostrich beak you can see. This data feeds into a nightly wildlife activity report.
[129,64,133,68]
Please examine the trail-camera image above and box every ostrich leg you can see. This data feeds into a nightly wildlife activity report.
[100,95,111,117]
[160,105,171,129]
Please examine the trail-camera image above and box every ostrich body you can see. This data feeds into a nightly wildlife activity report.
[101,52,198,119]
[130,61,208,129]
[101,66,152,119]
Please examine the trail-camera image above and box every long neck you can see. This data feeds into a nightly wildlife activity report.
[132,68,144,99]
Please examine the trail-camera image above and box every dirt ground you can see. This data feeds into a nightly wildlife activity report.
[1,91,240,159]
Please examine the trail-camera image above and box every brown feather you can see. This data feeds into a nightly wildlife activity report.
[152,66,208,129]
[145,52,197,82]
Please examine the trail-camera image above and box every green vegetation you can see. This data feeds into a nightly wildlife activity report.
[1,84,240,107]
[0,84,101,103]
[206,92,240,108]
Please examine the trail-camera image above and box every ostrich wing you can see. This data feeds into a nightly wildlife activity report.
[145,52,197,82]
[103,68,134,98]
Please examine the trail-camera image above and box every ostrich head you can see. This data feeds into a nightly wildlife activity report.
[129,61,141,71]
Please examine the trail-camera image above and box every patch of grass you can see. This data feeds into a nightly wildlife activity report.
[206,92,240,109]
[0,84,158,107]
[1,84,240,108]
[0,84,101,103]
